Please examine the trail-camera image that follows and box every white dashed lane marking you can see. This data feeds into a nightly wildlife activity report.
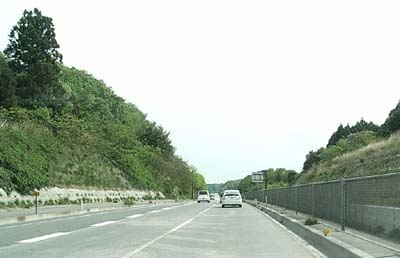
[127,214,144,219]
[18,232,71,243]
[90,221,118,227]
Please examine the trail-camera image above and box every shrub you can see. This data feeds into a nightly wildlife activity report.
[44,199,55,206]
[123,197,135,206]
[305,217,318,225]
[143,194,152,201]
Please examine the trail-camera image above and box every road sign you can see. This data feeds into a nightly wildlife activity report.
[251,172,264,183]
[32,191,40,196]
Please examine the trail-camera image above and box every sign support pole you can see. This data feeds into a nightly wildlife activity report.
[35,195,38,215]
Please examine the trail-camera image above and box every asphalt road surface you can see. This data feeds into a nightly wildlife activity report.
[0,201,323,258]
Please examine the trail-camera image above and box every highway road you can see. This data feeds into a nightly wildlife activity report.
[0,201,323,258]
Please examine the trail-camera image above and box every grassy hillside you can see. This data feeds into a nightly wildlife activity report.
[295,132,400,184]
[0,66,205,197]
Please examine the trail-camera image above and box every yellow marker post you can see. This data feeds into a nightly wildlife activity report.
[323,229,329,236]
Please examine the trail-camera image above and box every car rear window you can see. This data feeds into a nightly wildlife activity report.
[199,191,208,195]
[225,193,239,197]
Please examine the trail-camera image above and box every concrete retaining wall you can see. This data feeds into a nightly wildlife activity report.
[0,187,164,205]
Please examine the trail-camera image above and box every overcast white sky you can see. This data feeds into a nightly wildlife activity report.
[2,1,400,183]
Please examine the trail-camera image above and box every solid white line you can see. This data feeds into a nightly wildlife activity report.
[90,221,118,227]
[161,207,172,210]
[18,232,71,243]
[120,205,214,258]
[127,214,144,219]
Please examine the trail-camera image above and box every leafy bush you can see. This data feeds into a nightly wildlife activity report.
[142,194,152,200]
[122,197,135,206]
[304,217,318,225]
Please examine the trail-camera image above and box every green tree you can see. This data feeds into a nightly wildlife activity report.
[137,121,174,157]
[380,101,400,137]
[287,171,297,185]
[4,8,64,110]
[328,119,379,147]
[0,52,17,107]
[302,148,323,172]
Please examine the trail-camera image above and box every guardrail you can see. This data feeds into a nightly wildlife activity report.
[244,171,400,239]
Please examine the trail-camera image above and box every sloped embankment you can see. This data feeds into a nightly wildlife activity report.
[296,132,400,184]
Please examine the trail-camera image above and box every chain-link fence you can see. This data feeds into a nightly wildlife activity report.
[244,171,400,240]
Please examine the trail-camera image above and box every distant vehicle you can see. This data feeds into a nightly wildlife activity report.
[197,190,210,203]
[210,193,215,200]
[221,190,242,208]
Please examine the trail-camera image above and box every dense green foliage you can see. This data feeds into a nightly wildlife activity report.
[0,67,203,196]
[380,102,400,137]
[0,9,205,196]
[0,53,17,107]
[327,119,379,147]
[4,8,64,110]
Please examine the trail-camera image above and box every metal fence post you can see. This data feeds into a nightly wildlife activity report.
[296,185,299,214]
[312,183,315,217]
[341,179,346,231]
[285,186,288,210]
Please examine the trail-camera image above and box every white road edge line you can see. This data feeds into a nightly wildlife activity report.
[18,232,71,243]
[90,221,118,227]
[127,214,144,219]
[255,207,328,258]
[121,205,214,258]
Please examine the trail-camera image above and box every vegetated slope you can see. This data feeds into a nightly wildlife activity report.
[0,66,206,196]
[295,101,400,184]
[295,132,400,184]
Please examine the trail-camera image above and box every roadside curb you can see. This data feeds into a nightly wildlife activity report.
[0,200,181,226]
[246,200,373,258]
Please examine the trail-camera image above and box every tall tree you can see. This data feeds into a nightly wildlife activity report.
[380,101,400,137]
[0,52,17,107]
[4,8,64,110]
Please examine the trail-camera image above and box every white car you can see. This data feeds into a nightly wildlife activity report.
[197,190,210,203]
[221,190,242,208]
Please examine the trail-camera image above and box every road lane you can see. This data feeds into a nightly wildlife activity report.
[0,201,193,247]
[0,201,207,258]
[134,203,322,258]
[0,202,322,258]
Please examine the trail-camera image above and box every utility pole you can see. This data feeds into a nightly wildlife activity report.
[191,170,194,200]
